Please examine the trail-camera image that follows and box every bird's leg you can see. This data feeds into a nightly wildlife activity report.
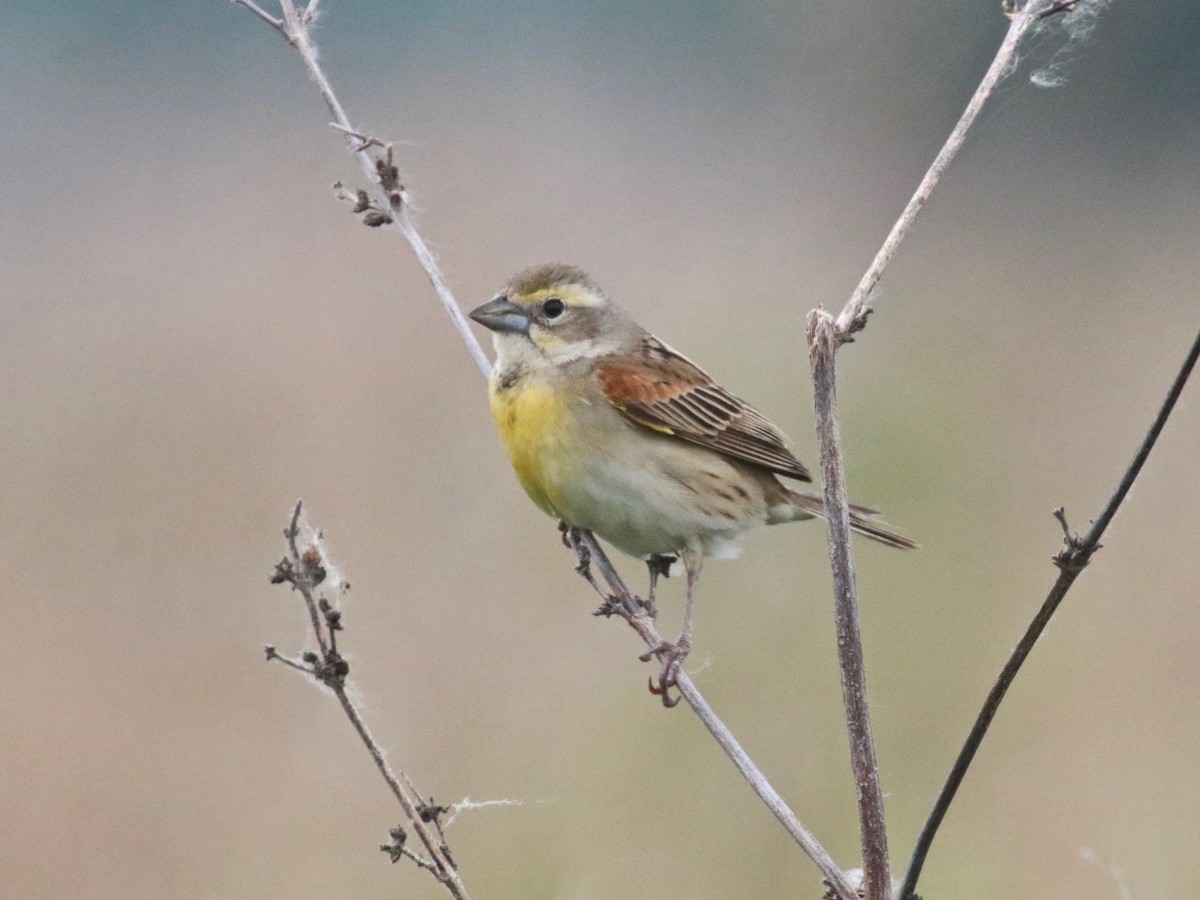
[558,520,575,549]
[673,549,700,672]
[645,558,661,615]
[643,554,673,616]
[642,547,700,708]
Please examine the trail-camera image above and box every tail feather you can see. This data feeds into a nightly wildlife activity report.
[782,489,918,550]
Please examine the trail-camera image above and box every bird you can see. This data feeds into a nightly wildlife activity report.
[469,263,914,703]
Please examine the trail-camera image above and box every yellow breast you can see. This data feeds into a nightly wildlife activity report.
[488,377,578,517]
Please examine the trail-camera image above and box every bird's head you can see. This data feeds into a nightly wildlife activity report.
[470,264,636,368]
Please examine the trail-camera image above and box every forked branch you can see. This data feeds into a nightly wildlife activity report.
[806,4,1106,898]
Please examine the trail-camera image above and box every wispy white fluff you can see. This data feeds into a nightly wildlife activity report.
[1079,846,1135,900]
[1030,0,1112,89]
[444,795,558,828]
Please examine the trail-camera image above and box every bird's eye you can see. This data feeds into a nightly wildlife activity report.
[543,298,565,319]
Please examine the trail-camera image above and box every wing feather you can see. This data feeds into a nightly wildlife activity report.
[598,336,812,482]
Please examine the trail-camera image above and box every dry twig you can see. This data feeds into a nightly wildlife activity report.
[807,313,891,899]
[897,325,1200,900]
[834,1,1066,336]
[268,501,471,899]
[233,0,489,376]
[566,528,860,900]
[805,3,1107,898]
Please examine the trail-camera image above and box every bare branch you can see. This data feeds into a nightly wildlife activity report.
[380,824,439,873]
[567,529,861,900]
[897,324,1200,900]
[836,0,1064,335]
[232,0,490,376]
[807,312,890,900]
[263,644,316,675]
[396,846,439,874]
[231,0,285,34]
[270,501,471,899]
[806,4,1108,897]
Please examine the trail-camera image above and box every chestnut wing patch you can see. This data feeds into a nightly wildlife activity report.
[598,340,812,482]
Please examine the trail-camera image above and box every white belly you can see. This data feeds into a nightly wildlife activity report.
[553,423,769,560]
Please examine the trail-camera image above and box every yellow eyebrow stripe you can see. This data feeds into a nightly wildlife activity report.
[521,284,604,308]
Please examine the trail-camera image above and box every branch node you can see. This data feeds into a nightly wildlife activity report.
[381,824,440,873]
[1051,506,1092,571]
[418,801,449,825]
[380,824,407,862]
[265,648,317,676]
[844,305,873,340]
[319,596,343,630]
[592,597,623,618]
[363,210,394,228]
[270,557,294,584]
[1052,506,1071,539]
[330,140,403,226]
[374,146,401,192]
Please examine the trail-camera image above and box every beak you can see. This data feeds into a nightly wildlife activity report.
[469,296,531,335]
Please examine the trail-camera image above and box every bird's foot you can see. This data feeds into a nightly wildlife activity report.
[638,637,691,708]
[592,596,623,618]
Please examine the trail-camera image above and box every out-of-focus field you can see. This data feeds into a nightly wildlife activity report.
[2,2,1198,898]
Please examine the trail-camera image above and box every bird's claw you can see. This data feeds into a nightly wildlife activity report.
[639,638,691,708]
[647,675,681,708]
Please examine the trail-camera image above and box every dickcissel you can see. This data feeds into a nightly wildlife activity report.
[470,264,913,699]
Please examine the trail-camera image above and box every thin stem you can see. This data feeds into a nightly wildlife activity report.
[264,647,315,675]
[577,532,860,900]
[233,0,286,33]
[807,313,891,900]
[898,325,1200,900]
[275,501,470,900]
[809,4,1094,895]
[396,845,440,874]
[235,0,490,376]
[1082,336,1200,546]
[329,688,463,887]
[283,500,330,661]
[835,2,1045,333]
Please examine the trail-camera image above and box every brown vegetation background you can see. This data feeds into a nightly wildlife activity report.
[2,2,1198,897]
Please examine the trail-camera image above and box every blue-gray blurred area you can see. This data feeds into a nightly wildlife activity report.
[2,2,1198,898]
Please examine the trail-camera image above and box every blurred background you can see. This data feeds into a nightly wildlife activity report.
[2,1,1198,897]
